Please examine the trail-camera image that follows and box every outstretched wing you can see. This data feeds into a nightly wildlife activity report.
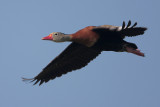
[120,20,147,37]
[92,20,147,38]
[24,42,101,85]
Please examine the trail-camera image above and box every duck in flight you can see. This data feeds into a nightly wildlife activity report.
[23,20,147,85]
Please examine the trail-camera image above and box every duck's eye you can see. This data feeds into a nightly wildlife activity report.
[55,33,58,36]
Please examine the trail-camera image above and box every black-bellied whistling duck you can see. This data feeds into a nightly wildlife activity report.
[23,21,147,85]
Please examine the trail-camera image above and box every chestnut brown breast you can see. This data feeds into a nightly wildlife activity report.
[71,26,99,47]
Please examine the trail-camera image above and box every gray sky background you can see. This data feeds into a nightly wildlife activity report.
[0,0,159,107]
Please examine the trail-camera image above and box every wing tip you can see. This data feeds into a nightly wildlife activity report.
[120,20,147,37]
[22,77,42,86]
[22,77,34,82]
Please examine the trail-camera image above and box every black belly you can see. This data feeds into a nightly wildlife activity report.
[93,34,125,52]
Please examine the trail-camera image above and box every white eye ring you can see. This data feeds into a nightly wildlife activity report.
[54,33,58,36]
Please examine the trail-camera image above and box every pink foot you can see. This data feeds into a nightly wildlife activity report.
[126,47,145,57]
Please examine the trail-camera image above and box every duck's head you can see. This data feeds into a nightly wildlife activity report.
[42,32,71,42]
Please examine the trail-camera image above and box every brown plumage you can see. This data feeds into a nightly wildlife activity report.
[23,21,147,85]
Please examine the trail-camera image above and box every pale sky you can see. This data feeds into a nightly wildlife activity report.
[0,0,159,107]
